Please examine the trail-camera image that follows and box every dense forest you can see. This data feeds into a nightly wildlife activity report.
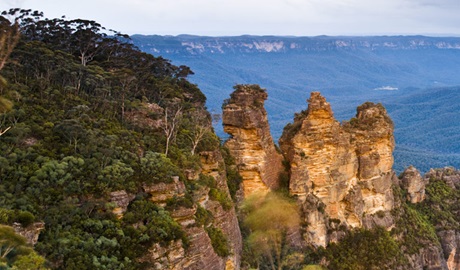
[0,8,236,269]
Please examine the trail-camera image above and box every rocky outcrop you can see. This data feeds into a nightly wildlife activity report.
[141,150,242,269]
[396,167,460,270]
[141,227,228,270]
[425,167,460,189]
[279,92,395,246]
[13,222,45,245]
[198,150,242,269]
[125,102,164,130]
[422,167,460,270]
[143,176,186,206]
[400,166,427,203]
[110,190,135,218]
[405,245,448,270]
[222,84,284,196]
[438,230,460,270]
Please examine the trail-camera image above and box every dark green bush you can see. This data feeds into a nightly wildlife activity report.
[221,147,243,201]
[323,227,405,269]
[165,194,194,211]
[16,211,35,227]
[206,226,230,257]
[209,188,233,211]
[195,206,213,227]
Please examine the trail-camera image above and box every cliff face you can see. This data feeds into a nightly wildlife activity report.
[140,150,242,270]
[422,168,460,270]
[400,166,428,203]
[133,35,460,55]
[222,85,284,196]
[198,150,242,269]
[279,92,395,246]
[13,222,45,246]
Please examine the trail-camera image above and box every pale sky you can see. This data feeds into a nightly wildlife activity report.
[1,0,459,36]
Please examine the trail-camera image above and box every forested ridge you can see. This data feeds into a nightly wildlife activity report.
[0,9,232,269]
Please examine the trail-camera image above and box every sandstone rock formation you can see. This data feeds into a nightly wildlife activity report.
[405,245,448,270]
[400,166,427,203]
[279,92,395,246]
[425,167,460,189]
[143,176,186,206]
[420,167,460,270]
[222,84,284,196]
[438,230,460,270]
[110,190,135,218]
[12,222,45,245]
[198,150,242,269]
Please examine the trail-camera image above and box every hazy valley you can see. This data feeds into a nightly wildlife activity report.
[132,35,460,172]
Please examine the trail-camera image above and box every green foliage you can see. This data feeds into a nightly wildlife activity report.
[394,204,439,254]
[98,159,134,191]
[16,211,35,227]
[0,208,35,227]
[165,194,194,211]
[205,226,230,257]
[221,146,243,201]
[123,199,188,248]
[0,96,13,113]
[194,206,213,227]
[0,8,219,269]
[140,151,180,184]
[415,177,460,230]
[11,251,49,270]
[197,174,217,188]
[323,227,405,270]
[241,192,300,270]
[209,188,233,211]
[0,225,37,268]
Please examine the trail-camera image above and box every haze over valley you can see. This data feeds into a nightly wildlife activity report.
[133,35,460,172]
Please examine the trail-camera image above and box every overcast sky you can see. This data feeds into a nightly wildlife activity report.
[1,0,459,36]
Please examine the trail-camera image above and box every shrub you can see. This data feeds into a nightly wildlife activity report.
[16,211,35,227]
[323,227,405,269]
[195,206,213,227]
[209,188,233,211]
[206,226,230,257]
[165,195,194,211]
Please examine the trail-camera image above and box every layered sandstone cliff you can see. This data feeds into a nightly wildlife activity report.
[140,151,242,270]
[222,85,284,196]
[279,92,395,246]
[422,167,460,270]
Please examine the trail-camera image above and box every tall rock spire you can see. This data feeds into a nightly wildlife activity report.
[279,92,396,246]
[222,84,284,197]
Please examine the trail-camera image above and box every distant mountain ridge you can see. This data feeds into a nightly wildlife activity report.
[132,35,460,54]
[132,35,460,173]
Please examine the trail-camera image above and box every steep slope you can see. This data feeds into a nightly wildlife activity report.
[0,11,242,270]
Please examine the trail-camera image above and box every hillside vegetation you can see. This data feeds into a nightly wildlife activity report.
[0,9,227,269]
